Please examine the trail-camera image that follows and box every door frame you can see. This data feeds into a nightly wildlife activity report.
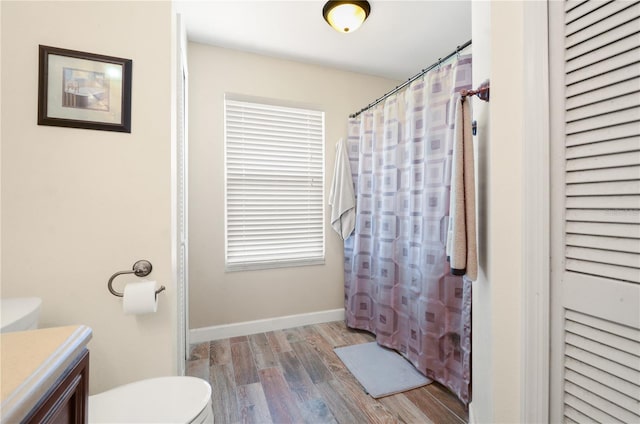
[521,1,551,422]
[548,1,566,420]
[175,12,190,375]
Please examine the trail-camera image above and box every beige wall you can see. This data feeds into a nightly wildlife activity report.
[471,0,493,421]
[188,43,398,329]
[472,1,526,422]
[0,1,3,288]
[1,1,176,394]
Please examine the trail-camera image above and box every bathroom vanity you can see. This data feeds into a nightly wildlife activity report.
[0,325,92,423]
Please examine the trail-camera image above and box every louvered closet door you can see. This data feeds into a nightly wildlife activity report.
[549,1,640,423]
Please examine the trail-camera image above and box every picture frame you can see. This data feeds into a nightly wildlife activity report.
[38,45,132,133]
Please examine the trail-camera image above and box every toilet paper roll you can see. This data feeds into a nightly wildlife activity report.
[122,280,159,315]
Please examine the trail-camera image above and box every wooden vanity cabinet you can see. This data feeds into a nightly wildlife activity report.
[22,349,89,424]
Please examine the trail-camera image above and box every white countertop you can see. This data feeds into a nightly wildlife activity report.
[0,325,93,423]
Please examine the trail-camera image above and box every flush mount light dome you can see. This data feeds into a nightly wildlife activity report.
[323,1,371,33]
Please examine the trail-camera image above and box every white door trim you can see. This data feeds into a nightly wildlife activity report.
[521,2,551,422]
[175,12,190,376]
[548,2,567,420]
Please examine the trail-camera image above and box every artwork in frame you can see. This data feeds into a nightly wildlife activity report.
[38,45,132,133]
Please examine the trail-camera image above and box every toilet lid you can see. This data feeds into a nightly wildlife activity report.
[89,376,211,423]
[1,297,41,332]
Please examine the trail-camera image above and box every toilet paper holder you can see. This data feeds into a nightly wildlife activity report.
[107,260,166,299]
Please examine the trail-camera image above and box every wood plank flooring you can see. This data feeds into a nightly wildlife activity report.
[187,321,468,424]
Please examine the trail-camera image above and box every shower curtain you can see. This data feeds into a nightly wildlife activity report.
[343,55,472,404]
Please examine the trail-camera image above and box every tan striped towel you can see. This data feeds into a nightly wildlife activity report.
[447,97,478,280]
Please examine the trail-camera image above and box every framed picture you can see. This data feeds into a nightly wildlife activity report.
[38,45,132,133]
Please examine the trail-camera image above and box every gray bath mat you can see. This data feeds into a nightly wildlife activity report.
[334,342,432,398]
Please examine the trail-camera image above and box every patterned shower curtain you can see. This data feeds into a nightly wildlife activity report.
[343,55,472,404]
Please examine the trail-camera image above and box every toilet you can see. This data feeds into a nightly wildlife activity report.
[0,297,42,333]
[89,377,213,424]
[1,297,213,423]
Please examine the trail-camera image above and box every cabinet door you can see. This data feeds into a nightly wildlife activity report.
[25,349,89,424]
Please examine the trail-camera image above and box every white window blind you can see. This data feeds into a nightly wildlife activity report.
[224,97,325,271]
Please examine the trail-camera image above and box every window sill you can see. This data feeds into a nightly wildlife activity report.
[225,258,325,272]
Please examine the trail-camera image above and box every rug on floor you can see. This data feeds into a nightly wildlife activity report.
[334,342,432,398]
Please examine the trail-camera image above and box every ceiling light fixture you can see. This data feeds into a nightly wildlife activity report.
[322,1,371,34]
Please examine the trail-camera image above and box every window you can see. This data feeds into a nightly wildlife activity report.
[224,95,325,271]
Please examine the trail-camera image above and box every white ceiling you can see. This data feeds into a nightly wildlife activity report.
[175,0,472,81]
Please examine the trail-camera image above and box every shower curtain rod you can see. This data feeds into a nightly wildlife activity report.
[349,39,472,119]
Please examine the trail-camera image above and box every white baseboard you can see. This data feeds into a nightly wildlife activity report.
[189,308,345,344]
[468,402,477,424]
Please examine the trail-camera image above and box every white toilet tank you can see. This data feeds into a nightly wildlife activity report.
[0,297,42,333]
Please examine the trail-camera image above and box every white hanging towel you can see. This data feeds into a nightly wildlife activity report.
[447,97,478,280]
[329,138,356,240]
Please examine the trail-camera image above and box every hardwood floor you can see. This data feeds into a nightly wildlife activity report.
[187,321,468,424]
